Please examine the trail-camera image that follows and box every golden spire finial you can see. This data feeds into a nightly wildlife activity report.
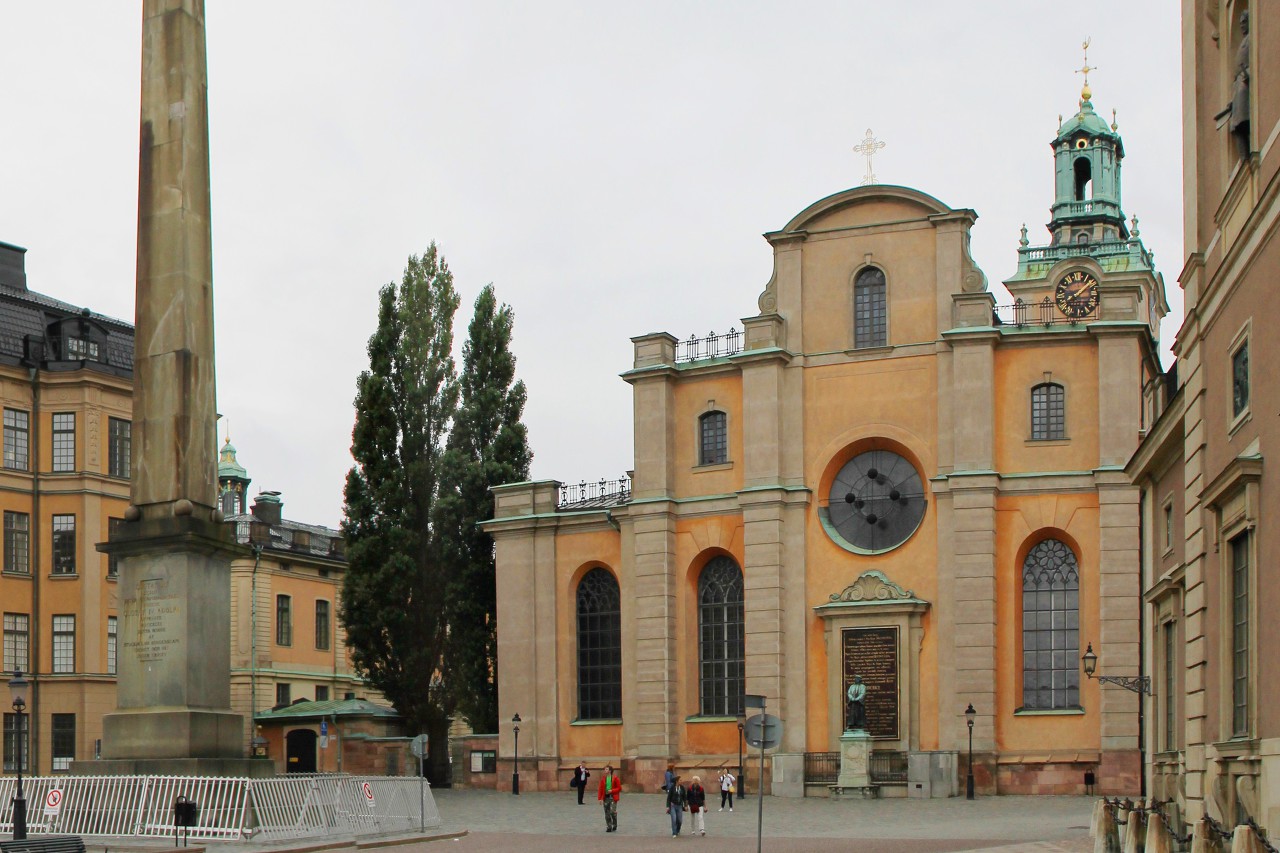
[1076,37,1096,103]
[1111,108,1118,131]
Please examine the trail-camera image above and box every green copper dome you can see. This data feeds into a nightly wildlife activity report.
[1055,95,1123,153]
[218,437,248,480]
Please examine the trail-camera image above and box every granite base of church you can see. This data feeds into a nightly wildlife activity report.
[70,757,275,777]
[830,729,877,798]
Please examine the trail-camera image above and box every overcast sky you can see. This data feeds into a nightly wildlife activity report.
[1,2,1183,528]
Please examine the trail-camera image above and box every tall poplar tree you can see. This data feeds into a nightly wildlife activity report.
[436,284,532,732]
[342,245,459,781]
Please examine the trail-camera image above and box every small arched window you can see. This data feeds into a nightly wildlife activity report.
[1030,383,1065,441]
[698,556,745,716]
[699,411,727,465]
[1074,157,1092,200]
[1021,539,1080,710]
[854,267,887,349]
[576,567,622,720]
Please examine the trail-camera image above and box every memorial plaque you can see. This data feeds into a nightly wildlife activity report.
[842,626,900,740]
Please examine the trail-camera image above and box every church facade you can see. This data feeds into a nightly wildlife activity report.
[488,83,1167,796]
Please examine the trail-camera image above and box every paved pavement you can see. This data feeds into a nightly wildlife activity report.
[421,789,1096,852]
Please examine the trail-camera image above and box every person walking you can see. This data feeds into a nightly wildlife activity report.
[687,775,707,837]
[718,770,735,811]
[598,764,622,832]
[572,762,591,805]
[662,763,675,792]
[665,774,687,838]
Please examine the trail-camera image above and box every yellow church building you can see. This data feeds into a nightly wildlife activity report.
[488,80,1168,796]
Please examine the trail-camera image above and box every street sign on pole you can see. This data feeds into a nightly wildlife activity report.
[43,789,62,817]
[743,713,783,750]
[410,734,429,758]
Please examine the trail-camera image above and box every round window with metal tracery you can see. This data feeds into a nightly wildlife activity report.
[824,449,926,553]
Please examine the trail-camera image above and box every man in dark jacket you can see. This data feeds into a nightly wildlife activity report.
[572,762,591,805]
[665,774,687,838]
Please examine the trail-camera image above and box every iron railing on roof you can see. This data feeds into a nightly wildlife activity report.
[558,476,632,509]
[232,520,344,558]
[993,297,1097,327]
[677,329,742,363]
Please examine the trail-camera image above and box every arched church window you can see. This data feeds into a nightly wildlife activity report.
[576,567,622,720]
[1073,157,1092,200]
[1030,383,1066,440]
[699,411,727,465]
[853,267,887,349]
[1021,539,1080,710]
[698,556,744,717]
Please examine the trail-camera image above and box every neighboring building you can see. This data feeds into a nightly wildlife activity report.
[487,77,1166,796]
[220,442,391,773]
[0,239,133,776]
[0,238,379,776]
[253,698,409,776]
[1128,0,1278,831]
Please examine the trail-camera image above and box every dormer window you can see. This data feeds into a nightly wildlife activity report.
[65,338,99,361]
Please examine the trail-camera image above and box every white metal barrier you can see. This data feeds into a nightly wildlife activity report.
[0,774,440,841]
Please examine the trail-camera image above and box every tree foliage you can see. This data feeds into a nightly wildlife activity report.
[341,245,459,780]
[435,284,532,732]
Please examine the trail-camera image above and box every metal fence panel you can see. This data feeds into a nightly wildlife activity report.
[0,774,438,841]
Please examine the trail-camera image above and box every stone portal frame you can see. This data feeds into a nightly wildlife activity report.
[814,570,929,752]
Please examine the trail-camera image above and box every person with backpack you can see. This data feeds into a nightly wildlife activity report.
[664,774,687,837]
[686,775,707,837]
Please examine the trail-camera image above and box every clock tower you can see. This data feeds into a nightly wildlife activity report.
[1002,65,1168,344]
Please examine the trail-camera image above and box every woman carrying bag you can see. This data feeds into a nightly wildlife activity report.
[687,775,707,837]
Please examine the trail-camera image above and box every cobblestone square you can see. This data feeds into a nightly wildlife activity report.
[423,789,1095,852]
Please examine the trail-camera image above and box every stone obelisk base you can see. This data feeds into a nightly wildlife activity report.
[830,729,877,799]
[78,516,270,777]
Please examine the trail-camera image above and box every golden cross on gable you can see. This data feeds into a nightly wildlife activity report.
[853,128,886,186]
[1075,37,1096,88]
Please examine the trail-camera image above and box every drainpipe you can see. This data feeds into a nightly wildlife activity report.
[250,544,262,744]
[27,367,40,774]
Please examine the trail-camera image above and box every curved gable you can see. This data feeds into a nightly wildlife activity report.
[777,184,954,235]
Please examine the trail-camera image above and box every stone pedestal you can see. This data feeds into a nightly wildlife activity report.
[97,516,246,763]
[829,730,877,799]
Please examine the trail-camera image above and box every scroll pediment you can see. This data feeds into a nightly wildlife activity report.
[815,571,930,616]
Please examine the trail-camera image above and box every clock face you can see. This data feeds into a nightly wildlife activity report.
[1054,271,1099,318]
[825,449,926,553]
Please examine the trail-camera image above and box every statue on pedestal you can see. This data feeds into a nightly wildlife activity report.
[845,675,868,731]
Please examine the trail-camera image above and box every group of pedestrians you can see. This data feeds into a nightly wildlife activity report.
[572,761,736,838]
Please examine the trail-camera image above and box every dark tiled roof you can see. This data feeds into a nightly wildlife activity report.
[254,698,398,721]
[227,513,346,561]
[0,283,134,374]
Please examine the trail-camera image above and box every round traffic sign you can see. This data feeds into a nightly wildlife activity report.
[44,788,63,815]
[361,781,375,807]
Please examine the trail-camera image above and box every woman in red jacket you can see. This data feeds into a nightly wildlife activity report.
[597,764,622,832]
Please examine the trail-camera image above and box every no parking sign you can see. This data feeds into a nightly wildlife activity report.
[44,788,63,816]
[361,781,376,809]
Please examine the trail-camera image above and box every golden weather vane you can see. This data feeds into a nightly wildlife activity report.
[853,128,886,186]
[1076,37,1096,101]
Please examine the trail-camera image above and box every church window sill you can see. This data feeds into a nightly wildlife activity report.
[48,573,79,580]
[685,715,738,724]
[1024,438,1070,447]
[693,462,733,473]
[571,719,622,727]
[1,570,32,579]
[1013,706,1084,716]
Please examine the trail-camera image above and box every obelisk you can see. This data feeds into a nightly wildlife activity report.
[92,0,251,773]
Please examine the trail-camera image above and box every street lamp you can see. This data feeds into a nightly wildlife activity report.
[511,713,521,796]
[735,713,745,799]
[9,671,28,840]
[1082,642,1152,694]
[964,703,976,801]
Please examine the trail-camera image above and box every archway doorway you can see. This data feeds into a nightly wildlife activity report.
[286,728,318,773]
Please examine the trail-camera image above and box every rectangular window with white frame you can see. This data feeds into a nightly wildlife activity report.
[107,615,118,675]
[108,417,131,478]
[51,412,75,472]
[52,514,76,574]
[3,713,28,772]
[51,713,74,772]
[4,511,28,573]
[3,409,28,470]
[1229,323,1250,429]
[1230,532,1250,737]
[3,613,28,674]
[52,614,75,673]
[1162,499,1174,553]
[1163,620,1177,751]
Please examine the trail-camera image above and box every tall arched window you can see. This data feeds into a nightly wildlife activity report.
[698,556,745,716]
[1030,382,1065,440]
[577,567,622,720]
[854,267,887,348]
[699,411,727,465]
[1021,539,1080,710]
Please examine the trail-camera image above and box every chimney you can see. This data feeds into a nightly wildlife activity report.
[251,491,283,525]
[0,241,28,291]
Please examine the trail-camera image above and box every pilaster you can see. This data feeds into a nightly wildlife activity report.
[627,502,678,757]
